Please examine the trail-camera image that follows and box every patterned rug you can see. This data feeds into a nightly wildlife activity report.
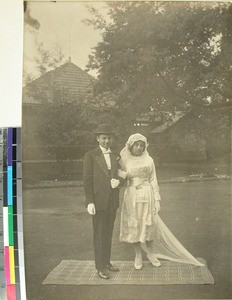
[42,258,214,285]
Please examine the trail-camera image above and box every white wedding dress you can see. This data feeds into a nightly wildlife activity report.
[119,143,204,267]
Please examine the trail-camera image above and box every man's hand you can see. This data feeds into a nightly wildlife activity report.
[111,178,120,189]
[87,203,96,215]
[155,200,161,213]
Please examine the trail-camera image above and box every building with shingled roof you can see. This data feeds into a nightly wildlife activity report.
[23,60,94,104]
[22,60,95,150]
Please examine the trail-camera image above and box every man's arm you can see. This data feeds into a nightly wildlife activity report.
[117,156,127,187]
[83,152,94,207]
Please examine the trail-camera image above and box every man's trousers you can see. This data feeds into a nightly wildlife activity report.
[92,202,117,271]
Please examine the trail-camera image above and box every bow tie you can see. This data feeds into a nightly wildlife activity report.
[102,149,111,154]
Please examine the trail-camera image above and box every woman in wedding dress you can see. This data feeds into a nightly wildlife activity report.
[118,133,204,270]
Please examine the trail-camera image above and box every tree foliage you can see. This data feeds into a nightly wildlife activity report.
[85,2,232,131]
[34,42,66,75]
[24,2,40,30]
[26,76,86,146]
[37,97,83,146]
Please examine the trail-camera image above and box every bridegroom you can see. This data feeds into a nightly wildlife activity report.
[83,123,122,280]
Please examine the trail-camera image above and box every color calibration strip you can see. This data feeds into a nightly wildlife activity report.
[0,128,26,300]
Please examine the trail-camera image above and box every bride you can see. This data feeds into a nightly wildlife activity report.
[118,133,204,270]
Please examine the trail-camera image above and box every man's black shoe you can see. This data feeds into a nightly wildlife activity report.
[97,270,109,280]
[106,263,120,272]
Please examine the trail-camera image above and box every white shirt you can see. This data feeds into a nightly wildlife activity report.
[99,145,111,170]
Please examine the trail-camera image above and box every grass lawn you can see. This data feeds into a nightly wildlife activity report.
[23,179,231,300]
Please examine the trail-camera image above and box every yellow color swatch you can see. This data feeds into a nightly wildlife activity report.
[9,246,16,284]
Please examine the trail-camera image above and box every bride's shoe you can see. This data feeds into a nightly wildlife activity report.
[147,253,161,267]
[134,253,143,270]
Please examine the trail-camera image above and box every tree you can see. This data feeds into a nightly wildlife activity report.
[24,1,40,30]
[25,74,84,143]
[24,2,67,83]
[85,2,232,134]
[23,42,67,86]
[35,90,119,149]
[37,93,80,146]
[34,42,66,75]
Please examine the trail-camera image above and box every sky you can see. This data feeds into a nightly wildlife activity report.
[23,2,109,80]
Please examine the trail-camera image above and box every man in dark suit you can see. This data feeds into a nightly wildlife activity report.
[83,123,122,279]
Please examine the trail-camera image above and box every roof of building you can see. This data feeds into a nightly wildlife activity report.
[23,61,95,104]
[151,102,232,134]
[150,111,186,134]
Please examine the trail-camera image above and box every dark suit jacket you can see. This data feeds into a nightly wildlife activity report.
[83,146,121,211]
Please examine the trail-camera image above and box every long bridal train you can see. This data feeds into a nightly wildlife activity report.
[141,214,204,267]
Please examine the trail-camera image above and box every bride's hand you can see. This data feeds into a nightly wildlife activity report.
[118,169,127,179]
[155,200,160,213]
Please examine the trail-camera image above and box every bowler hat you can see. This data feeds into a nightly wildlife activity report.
[94,123,116,134]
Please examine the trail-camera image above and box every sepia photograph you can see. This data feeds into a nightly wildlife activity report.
[22,1,231,299]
